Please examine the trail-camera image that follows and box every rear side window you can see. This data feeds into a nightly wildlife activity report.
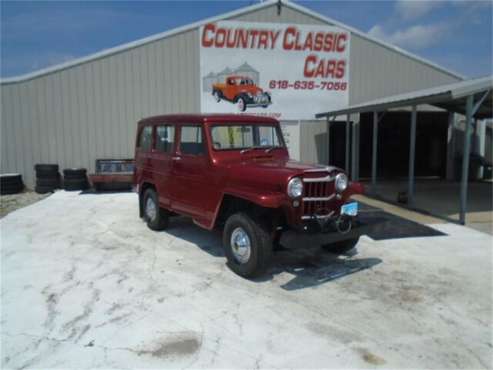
[139,126,153,151]
[156,125,175,153]
[180,126,204,155]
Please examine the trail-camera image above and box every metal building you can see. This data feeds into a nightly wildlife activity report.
[1,0,462,188]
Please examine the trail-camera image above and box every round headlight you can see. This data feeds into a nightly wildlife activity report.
[335,173,348,193]
[287,177,303,198]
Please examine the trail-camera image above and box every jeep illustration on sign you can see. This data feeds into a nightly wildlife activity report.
[212,75,272,112]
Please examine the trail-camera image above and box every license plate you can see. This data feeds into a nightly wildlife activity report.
[341,202,358,216]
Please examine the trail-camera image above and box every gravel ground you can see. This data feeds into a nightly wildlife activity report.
[0,191,51,218]
[1,191,492,369]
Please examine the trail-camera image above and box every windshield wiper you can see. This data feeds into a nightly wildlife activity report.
[241,146,278,154]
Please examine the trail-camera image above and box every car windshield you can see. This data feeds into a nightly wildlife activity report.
[211,125,285,151]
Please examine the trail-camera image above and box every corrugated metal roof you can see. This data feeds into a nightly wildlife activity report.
[316,76,493,118]
[1,0,464,84]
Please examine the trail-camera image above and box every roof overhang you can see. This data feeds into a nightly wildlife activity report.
[316,76,493,119]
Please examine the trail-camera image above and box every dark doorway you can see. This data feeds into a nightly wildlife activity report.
[358,111,448,179]
[329,121,351,170]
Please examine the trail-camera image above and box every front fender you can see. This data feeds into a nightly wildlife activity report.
[342,181,364,200]
[222,187,286,208]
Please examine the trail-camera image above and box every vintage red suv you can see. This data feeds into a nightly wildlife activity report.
[134,114,366,278]
[212,75,271,112]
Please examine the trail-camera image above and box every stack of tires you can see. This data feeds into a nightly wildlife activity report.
[63,168,89,191]
[0,173,24,195]
[35,164,61,193]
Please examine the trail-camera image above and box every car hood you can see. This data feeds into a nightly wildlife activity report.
[242,86,263,95]
[225,157,339,192]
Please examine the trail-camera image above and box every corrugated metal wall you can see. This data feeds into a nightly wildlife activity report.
[349,35,459,105]
[299,121,328,165]
[1,29,200,187]
[1,2,461,187]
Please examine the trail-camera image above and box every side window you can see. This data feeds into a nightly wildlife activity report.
[156,125,175,153]
[180,126,204,156]
[139,126,153,151]
[258,126,281,147]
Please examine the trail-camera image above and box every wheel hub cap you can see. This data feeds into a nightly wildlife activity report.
[230,227,251,264]
[145,197,157,221]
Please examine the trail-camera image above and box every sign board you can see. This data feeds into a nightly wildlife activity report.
[199,21,350,120]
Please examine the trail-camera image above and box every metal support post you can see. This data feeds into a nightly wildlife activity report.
[351,120,357,181]
[326,117,331,165]
[446,112,456,181]
[345,114,350,173]
[459,95,474,225]
[408,105,417,206]
[372,111,378,191]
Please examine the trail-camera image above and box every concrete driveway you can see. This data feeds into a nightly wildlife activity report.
[1,191,492,369]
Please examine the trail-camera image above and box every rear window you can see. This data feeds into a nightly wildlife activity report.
[138,126,153,151]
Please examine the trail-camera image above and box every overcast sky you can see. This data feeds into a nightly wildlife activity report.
[1,0,491,78]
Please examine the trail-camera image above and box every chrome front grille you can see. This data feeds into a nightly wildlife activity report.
[301,175,336,220]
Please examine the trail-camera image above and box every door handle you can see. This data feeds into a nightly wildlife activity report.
[172,156,181,161]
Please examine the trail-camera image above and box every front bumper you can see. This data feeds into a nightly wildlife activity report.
[246,94,271,107]
[280,212,385,248]
[245,102,272,108]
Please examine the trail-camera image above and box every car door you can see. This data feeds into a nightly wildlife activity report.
[225,77,237,101]
[170,125,210,221]
[151,124,175,208]
[135,125,154,185]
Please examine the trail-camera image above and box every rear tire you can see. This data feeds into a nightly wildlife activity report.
[0,174,24,195]
[34,164,58,173]
[36,177,61,187]
[213,90,222,102]
[143,188,169,231]
[35,185,55,194]
[321,237,360,254]
[63,168,87,179]
[223,212,273,278]
[63,178,89,191]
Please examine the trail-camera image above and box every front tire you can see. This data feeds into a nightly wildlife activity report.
[237,97,247,112]
[321,237,359,254]
[223,213,273,278]
[143,188,169,231]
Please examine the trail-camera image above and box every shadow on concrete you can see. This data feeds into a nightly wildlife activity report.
[80,189,134,195]
[163,216,381,290]
[266,250,382,291]
[367,179,493,223]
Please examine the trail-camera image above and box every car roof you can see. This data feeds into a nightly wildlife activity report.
[228,75,250,80]
[138,114,279,126]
